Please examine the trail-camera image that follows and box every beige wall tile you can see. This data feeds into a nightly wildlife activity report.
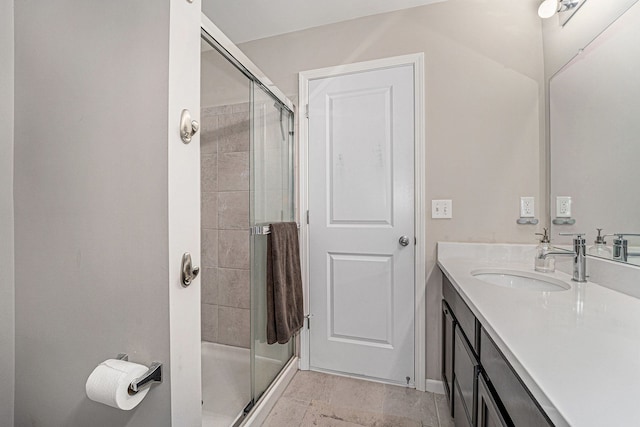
[232,102,250,114]
[219,111,250,153]
[202,228,218,268]
[218,152,249,191]
[201,303,218,343]
[218,230,249,269]
[218,306,250,348]
[201,154,217,193]
[201,191,218,229]
[218,191,249,230]
[218,268,250,309]
[200,114,219,155]
[201,267,218,305]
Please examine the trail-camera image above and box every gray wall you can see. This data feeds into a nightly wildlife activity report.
[0,0,14,425]
[14,2,172,426]
[236,0,545,382]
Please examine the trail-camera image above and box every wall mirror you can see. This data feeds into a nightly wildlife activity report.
[550,0,640,266]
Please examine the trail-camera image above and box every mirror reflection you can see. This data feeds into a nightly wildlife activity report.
[550,1,640,265]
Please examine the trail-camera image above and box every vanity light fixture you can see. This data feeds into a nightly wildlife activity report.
[538,0,582,19]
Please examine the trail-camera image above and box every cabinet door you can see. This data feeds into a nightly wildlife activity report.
[454,327,479,426]
[442,300,455,414]
[453,380,472,427]
[477,374,510,427]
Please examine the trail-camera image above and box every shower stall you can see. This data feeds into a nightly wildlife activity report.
[199,25,296,427]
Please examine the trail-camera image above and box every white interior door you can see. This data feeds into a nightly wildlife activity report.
[308,64,415,386]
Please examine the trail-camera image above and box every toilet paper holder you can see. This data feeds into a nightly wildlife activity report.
[116,353,163,395]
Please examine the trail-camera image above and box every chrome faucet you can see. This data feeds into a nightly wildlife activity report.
[605,233,640,262]
[543,233,587,282]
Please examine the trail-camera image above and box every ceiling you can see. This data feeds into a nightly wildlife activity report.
[202,0,447,44]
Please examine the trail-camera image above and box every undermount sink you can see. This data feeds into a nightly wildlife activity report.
[471,269,571,292]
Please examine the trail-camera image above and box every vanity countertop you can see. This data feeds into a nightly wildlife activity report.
[437,242,640,427]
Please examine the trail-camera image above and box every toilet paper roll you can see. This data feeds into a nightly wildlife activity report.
[86,359,151,410]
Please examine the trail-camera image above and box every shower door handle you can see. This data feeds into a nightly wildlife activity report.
[181,252,200,287]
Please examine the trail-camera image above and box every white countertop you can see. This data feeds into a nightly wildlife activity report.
[437,242,640,427]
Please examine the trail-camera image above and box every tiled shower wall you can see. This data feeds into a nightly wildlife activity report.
[200,103,251,348]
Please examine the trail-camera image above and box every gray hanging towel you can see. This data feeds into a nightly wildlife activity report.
[266,222,304,344]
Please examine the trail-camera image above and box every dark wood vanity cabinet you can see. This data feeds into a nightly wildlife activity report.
[442,276,479,427]
[442,274,554,427]
[477,374,509,427]
[442,301,455,413]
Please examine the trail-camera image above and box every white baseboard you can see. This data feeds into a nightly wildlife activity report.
[425,379,445,395]
[242,356,298,426]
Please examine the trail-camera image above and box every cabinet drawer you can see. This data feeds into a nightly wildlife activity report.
[480,328,553,427]
[443,274,478,353]
[455,326,479,426]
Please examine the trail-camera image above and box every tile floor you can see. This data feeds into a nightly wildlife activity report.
[262,371,454,427]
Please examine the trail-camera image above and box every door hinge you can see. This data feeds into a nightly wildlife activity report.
[306,210,310,224]
[305,103,309,119]
[305,314,312,329]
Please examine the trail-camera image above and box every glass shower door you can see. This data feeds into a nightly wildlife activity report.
[249,83,295,404]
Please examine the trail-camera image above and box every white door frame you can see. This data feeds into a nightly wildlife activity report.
[298,53,426,391]
[168,0,202,424]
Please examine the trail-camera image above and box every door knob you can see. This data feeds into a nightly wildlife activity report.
[399,236,410,246]
[181,252,200,287]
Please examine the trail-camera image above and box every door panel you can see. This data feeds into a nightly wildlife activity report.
[308,64,415,384]
[329,253,393,346]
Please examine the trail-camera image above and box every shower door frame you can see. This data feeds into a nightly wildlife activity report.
[200,13,299,426]
[298,54,427,392]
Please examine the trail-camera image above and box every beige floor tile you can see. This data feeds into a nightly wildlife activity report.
[282,370,335,404]
[262,397,309,427]
[301,400,421,427]
[382,384,439,426]
[435,393,454,427]
[327,375,385,413]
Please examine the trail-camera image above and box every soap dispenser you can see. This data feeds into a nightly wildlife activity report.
[534,228,555,273]
[588,228,612,258]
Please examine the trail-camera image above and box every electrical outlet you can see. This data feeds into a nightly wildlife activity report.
[432,199,452,219]
[556,196,572,218]
[520,197,535,218]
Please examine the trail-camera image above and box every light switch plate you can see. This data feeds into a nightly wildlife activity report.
[520,197,535,218]
[432,200,452,219]
[556,196,572,218]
